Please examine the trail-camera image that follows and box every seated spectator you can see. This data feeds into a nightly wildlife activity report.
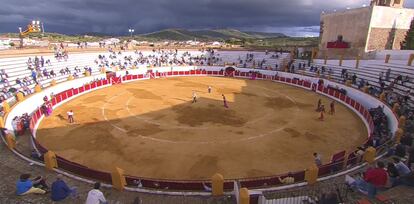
[348,161,387,198]
[85,182,107,204]
[50,70,56,78]
[30,150,42,161]
[394,158,411,176]
[51,174,77,201]
[278,173,295,184]
[387,162,399,187]
[22,77,32,86]
[16,78,23,87]
[16,174,48,195]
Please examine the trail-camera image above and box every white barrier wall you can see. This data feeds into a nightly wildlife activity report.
[5,74,107,131]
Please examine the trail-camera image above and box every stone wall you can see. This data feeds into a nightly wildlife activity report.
[367,28,408,50]
[319,7,372,51]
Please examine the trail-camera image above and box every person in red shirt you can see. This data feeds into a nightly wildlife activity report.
[364,161,388,187]
[351,161,387,198]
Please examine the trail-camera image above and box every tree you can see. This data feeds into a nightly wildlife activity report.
[401,18,414,50]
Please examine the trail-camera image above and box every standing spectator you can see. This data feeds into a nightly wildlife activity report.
[86,182,107,204]
[51,174,77,201]
[314,152,322,166]
[385,68,391,81]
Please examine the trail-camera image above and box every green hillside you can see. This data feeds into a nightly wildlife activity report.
[141,28,286,41]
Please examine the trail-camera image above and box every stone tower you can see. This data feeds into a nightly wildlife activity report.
[370,0,405,8]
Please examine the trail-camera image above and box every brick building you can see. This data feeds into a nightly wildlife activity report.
[318,0,414,59]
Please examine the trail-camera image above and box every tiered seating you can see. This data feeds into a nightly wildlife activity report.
[0,50,288,104]
[294,59,414,106]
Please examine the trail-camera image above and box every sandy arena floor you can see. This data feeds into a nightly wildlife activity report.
[36,77,367,180]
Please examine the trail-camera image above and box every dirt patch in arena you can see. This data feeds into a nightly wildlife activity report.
[173,105,247,127]
[127,124,163,137]
[265,97,295,109]
[81,95,107,103]
[127,88,162,100]
[37,77,368,180]
[284,128,301,138]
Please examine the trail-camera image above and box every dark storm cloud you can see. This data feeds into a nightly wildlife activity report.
[0,0,413,36]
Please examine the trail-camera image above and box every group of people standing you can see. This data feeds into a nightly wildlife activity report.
[316,99,335,121]
[192,86,228,108]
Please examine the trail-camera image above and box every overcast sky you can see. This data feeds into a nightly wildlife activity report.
[1,0,413,36]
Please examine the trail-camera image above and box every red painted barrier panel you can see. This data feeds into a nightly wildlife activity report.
[78,86,84,93]
[67,89,73,98]
[323,87,329,94]
[345,96,351,104]
[219,71,224,75]
[280,77,285,82]
[172,71,178,76]
[340,94,346,101]
[138,74,144,79]
[127,75,132,80]
[334,90,340,99]
[36,109,42,119]
[122,76,127,81]
[73,88,79,95]
[178,71,183,75]
[84,84,91,91]
[51,97,57,106]
[355,102,361,112]
[131,75,137,80]
[213,71,218,75]
[286,78,292,83]
[91,82,97,89]
[61,92,68,101]
[350,99,356,107]
[328,89,334,96]
[103,80,108,85]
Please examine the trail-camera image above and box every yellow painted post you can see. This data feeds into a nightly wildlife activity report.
[305,164,319,185]
[395,128,404,144]
[0,116,4,128]
[67,75,74,81]
[399,116,406,128]
[379,92,386,102]
[408,54,414,66]
[239,188,250,204]
[85,71,91,77]
[2,101,10,113]
[311,49,315,63]
[324,55,328,65]
[44,151,58,170]
[363,86,369,93]
[385,54,391,63]
[393,103,400,113]
[363,147,376,164]
[6,134,16,149]
[211,173,224,196]
[16,92,25,102]
[111,167,127,191]
[355,55,360,69]
[51,79,57,86]
[339,55,344,66]
[34,84,42,93]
